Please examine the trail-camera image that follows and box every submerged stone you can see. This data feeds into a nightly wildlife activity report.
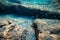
[33,19,60,40]
[0,19,35,40]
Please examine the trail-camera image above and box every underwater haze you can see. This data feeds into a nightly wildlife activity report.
[0,0,60,40]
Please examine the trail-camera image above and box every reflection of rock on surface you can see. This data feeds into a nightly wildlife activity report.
[0,19,26,40]
[34,19,60,40]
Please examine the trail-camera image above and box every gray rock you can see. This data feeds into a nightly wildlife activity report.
[33,19,60,40]
[0,19,27,40]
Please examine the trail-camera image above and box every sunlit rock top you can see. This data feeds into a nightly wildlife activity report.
[33,19,60,40]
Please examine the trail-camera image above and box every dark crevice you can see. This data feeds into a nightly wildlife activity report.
[32,23,38,40]
[50,29,60,34]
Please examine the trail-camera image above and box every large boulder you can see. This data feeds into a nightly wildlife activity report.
[33,19,60,40]
[0,19,27,40]
[0,19,36,40]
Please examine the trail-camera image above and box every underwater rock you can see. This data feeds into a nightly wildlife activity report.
[0,19,29,40]
[0,20,24,40]
[33,19,60,40]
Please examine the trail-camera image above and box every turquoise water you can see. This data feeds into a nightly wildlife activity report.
[6,0,52,4]
[20,0,52,4]
[0,0,59,13]
[1,0,56,12]
[5,0,53,6]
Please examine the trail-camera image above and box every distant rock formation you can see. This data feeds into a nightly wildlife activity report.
[0,0,60,13]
